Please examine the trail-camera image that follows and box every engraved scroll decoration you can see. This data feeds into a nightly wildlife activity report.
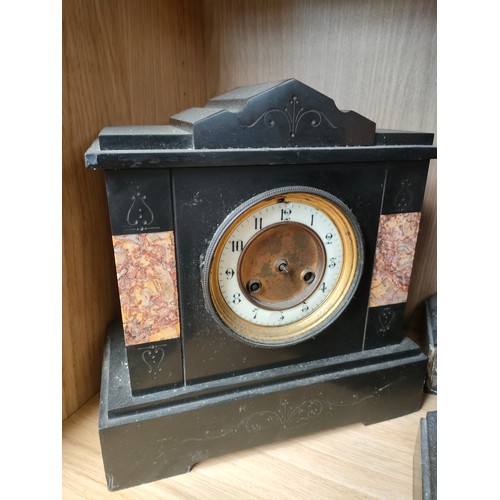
[243,95,337,138]
[245,399,322,432]
[183,385,393,444]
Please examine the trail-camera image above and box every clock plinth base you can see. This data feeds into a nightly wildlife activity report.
[99,321,427,491]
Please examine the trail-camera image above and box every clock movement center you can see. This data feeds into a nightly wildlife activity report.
[238,222,326,310]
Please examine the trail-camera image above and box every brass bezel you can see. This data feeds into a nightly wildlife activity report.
[204,187,363,347]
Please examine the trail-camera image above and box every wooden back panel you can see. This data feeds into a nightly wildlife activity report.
[62,0,207,419]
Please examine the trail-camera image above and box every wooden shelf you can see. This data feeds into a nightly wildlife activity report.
[63,393,436,498]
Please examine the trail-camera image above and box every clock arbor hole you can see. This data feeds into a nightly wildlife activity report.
[276,259,289,273]
[302,271,315,284]
[246,279,262,294]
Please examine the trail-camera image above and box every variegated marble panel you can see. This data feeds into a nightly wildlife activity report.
[112,231,180,346]
[369,212,421,307]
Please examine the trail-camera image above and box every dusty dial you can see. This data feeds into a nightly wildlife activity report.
[203,186,363,346]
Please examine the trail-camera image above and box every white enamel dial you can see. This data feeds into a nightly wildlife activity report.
[203,186,363,347]
[218,201,342,326]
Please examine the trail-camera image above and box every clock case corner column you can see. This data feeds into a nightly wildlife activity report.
[103,167,184,395]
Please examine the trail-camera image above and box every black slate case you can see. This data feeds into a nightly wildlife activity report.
[85,78,436,490]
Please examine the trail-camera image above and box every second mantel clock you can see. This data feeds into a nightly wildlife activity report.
[85,78,436,491]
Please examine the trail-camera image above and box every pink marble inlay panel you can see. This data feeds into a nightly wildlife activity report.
[369,212,421,308]
[112,231,180,346]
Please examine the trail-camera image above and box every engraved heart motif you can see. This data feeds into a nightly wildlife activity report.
[378,307,396,332]
[127,189,154,227]
[395,180,414,210]
[141,347,165,374]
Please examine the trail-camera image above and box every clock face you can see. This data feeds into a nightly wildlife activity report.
[203,186,364,346]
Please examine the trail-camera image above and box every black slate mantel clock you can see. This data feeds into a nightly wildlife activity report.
[85,79,436,491]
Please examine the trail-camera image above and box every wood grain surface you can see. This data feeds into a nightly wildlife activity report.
[62,0,207,419]
[62,0,436,418]
[62,393,436,498]
[202,0,437,330]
